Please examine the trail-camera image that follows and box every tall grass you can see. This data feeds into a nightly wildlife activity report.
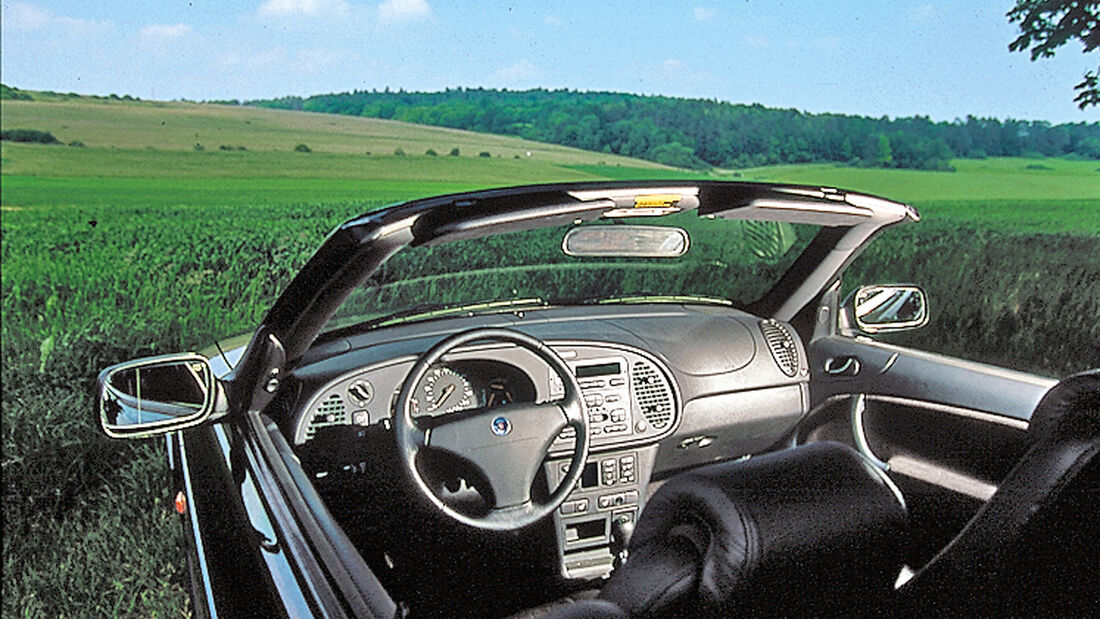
[2,200,377,617]
[844,222,1099,377]
[2,162,1096,616]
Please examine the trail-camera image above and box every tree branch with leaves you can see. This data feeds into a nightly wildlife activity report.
[1008,0,1100,108]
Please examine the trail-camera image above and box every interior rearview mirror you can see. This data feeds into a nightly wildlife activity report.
[562,225,689,257]
[98,353,216,438]
[847,284,929,333]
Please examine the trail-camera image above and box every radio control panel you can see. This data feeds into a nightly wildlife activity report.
[548,347,679,453]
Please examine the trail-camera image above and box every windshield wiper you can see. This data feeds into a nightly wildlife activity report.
[590,294,732,306]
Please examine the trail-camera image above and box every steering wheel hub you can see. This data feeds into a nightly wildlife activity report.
[394,328,590,530]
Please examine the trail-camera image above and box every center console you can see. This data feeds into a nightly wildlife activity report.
[545,446,658,580]
[542,348,678,580]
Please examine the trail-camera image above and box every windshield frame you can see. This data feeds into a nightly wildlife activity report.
[254,180,918,366]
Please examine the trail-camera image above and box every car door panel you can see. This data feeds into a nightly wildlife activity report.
[810,335,1053,419]
[804,334,1057,566]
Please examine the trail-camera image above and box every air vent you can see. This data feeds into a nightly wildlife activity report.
[632,360,674,429]
[760,319,799,377]
[306,393,347,439]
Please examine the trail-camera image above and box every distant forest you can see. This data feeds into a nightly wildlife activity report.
[243,88,1100,171]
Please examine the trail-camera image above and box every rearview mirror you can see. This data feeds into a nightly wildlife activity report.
[562,225,689,257]
[847,284,928,333]
[98,353,216,438]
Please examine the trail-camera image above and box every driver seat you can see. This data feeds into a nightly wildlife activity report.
[523,441,908,618]
[893,368,1100,616]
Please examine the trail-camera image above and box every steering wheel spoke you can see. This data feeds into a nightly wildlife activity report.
[394,328,589,530]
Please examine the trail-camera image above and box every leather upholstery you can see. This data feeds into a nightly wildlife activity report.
[598,442,908,617]
[896,369,1100,616]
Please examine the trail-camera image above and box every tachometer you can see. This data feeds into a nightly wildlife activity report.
[411,366,477,415]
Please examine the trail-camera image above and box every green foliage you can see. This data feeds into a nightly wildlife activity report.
[425,148,438,156]
[449,147,460,156]
[194,142,205,151]
[67,140,85,147]
[294,143,312,153]
[844,222,1099,377]
[219,144,247,151]
[3,92,1098,617]
[1,198,379,617]
[1,129,61,145]
[246,88,1100,170]
[1008,0,1100,108]
[479,151,491,157]
[394,147,406,156]
[1,83,32,100]
[648,141,709,169]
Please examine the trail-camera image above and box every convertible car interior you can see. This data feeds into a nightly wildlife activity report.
[99,181,1099,617]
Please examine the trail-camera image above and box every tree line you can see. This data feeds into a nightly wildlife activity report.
[243,88,1100,170]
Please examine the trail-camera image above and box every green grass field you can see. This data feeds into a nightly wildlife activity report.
[2,94,1098,617]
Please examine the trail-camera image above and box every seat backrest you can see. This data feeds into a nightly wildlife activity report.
[599,441,908,617]
[897,369,1100,616]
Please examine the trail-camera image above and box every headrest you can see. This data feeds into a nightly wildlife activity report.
[1029,369,1100,444]
[605,442,906,616]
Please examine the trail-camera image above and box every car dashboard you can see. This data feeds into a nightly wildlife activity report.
[286,303,809,582]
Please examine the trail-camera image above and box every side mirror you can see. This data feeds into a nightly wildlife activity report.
[98,353,217,438]
[845,284,929,333]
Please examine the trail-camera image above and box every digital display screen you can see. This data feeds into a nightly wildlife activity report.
[575,362,620,378]
[580,462,599,489]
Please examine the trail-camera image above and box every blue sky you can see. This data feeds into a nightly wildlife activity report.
[2,1,1097,124]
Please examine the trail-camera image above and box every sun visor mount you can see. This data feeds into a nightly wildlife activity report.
[414,198,615,246]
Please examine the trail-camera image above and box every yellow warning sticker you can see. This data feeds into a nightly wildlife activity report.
[633,194,682,208]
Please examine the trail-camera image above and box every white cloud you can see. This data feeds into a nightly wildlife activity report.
[544,15,563,27]
[693,7,715,21]
[743,35,769,48]
[6,3,51,30]
[492,59,541,84]
[4,3,111,34]
[258,0,350,18]
[378,0,432,23]
[139,24,193,42]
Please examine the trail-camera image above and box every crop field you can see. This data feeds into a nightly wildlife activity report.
[2,95,1099,616]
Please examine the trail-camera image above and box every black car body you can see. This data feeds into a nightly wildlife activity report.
[97,181,1098,617]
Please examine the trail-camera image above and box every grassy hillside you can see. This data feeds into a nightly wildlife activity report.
[2,93,1098,617]
[735,157,1100,235]
[0,96,666,165]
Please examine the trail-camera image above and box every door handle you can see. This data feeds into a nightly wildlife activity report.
[824,356,861,376]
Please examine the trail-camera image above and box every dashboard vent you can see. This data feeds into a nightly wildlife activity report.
[631,360,673,429]
[306,393,347,439]
[760,319,799,377]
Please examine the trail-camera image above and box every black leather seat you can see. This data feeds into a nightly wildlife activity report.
[532,441,908,618]
[894,369,1100,616]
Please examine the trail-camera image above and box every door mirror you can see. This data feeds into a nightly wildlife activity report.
[847,284,929,333]
[98,353,216,438]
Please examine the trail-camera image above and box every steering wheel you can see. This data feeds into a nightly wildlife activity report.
[394,328,590,530]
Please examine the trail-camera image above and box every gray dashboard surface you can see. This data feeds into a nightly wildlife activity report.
[291,303,810,464]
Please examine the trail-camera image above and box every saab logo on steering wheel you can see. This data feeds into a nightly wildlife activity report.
[491,416,511,437]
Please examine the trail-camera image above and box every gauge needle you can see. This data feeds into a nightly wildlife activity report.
[430,383,456,411]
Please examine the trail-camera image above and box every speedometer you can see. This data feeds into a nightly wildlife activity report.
[411,366,476,415]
